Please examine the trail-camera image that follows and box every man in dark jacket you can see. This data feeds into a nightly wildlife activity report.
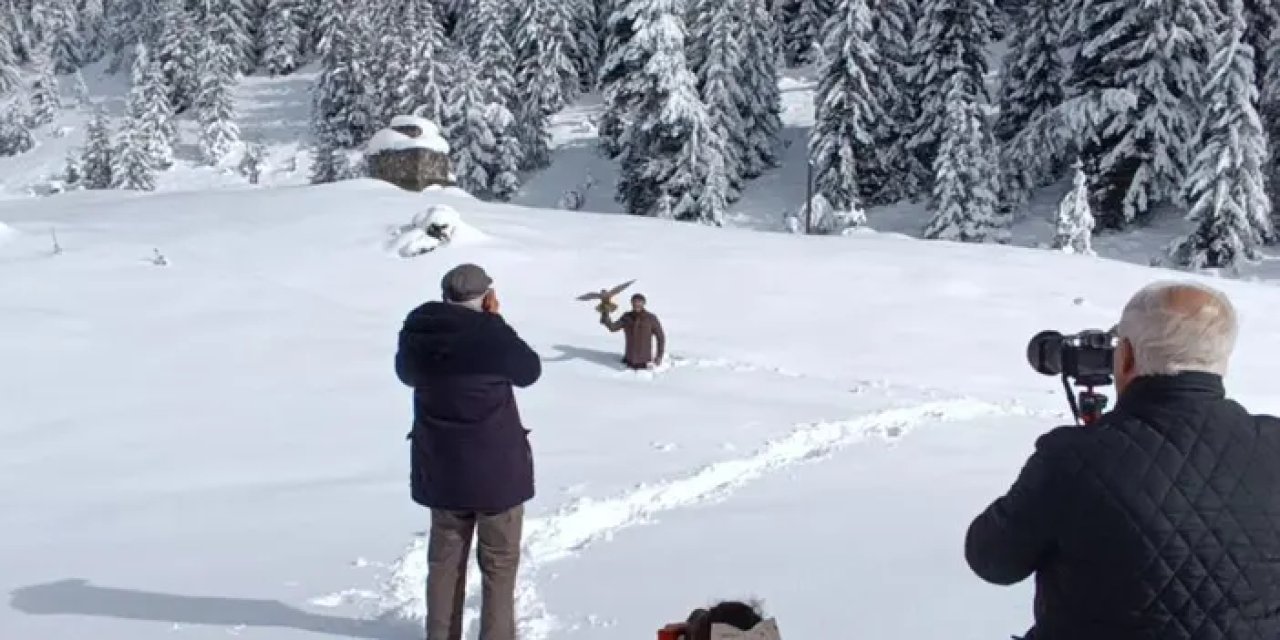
[966,281,1280,640]
[395,263,541,640]
[601,292,665,369]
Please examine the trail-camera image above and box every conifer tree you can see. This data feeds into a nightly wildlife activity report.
[31,0,81,72]
[0,10,19,95]
[908,0,994,189]
[311,0,371,149]
[211,0,256,74]
[195,38,241,165]
[809,0,886,217]
[571,0,600,93]
[112,128,157,190]
[869,0,924,203]
[598,0,645,158]
[0,102,35,156]
[260,0,304,76]
[124,43,175,171]
[444,59,502,198]
[738,0,782,177]
[693,0,749,200]
[1171,2,1272,268]
[411,22,452,124]
[1053,163,1095,254]
[923,76,1003,242]
[1069,0,1219,228]
[81,110,114,189]
[155,1,200,112]
[995,0,1066,209]
[514,0,581,169]
[616,0,726,223]
[309,122,350,184]
[467,0,518,109]
[26,40,61,128]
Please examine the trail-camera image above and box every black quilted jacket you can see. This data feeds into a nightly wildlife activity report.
[966,372,1280,640]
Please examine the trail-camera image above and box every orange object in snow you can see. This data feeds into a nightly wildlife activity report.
[657,622,687,640]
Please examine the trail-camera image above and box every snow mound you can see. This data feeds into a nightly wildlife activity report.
[0,221,13,241]
[387,204,488,257]
[366,116,450,154]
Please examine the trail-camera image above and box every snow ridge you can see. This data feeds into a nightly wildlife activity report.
[370,397,1043,638]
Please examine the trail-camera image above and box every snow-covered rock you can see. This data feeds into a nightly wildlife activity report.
[368,116,450,154]
[386,204,488,258]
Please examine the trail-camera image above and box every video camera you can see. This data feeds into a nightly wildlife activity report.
[1026,328,1117,425]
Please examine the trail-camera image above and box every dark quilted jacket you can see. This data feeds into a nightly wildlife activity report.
[395,302,541,512]
[966,372,1280,640]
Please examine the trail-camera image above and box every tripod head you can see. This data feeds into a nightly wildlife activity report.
[1061,373,1110,425]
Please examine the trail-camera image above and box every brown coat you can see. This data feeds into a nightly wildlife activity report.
[602,310,665,366]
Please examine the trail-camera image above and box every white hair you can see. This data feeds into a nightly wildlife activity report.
[1116,280,1238,376]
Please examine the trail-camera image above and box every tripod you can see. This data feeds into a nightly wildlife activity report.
[1061,373,1110,425]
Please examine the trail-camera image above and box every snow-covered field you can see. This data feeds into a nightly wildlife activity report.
[4,179,1280,640]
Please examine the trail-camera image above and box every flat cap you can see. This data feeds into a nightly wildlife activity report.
[441,263,492,302]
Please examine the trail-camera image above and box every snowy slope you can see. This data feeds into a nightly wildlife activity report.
[4,180,1280,640]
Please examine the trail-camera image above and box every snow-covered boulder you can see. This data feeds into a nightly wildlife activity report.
[365,116,453,192]
[386,204,488,258]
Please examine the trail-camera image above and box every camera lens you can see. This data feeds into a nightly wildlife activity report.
[1027,330,1065,376]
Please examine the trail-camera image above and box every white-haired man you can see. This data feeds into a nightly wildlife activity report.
[966,281,1280,640]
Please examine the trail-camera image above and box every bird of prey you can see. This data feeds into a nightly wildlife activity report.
[575,279,635,314]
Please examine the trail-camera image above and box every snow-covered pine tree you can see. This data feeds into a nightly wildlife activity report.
[466,0,518,109]
[0,8,19,95]
[868,0,924,203]
[78,0,107,63]
[210,0,256,74]
[0,102,35,156]
[778,0,829,65]
[1053,163,1095,254]
[615,0,727,223]
[311,0,373,149]
[112,127,157,190]
[31,0,80,72]
[571,0,600,93]
[1265,28,1280,230]
[125,43,175,170]
[808,0,886,220]
[194,38,241,165]
[1244,0,1280,98]
[692,0,749,201]
[81,109,113,189]
[994,0,1066,210]
[1171,1,1272,269]
[923,75,1003,242]
[484,103,523,201]
[26,40,61,128]
[995,0,1065,144]
[597,0,645,158]
[369,0,448,123]
[154,1,200,112]
[260,0,304,76]
[443,58,502,198]
[1069,0,1219,229]
[908,0,994,190]
[738,0,782,178]
[309,121,349,184]
[514,0,581,169]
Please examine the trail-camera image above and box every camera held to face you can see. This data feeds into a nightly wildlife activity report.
[1026,328,1117,425]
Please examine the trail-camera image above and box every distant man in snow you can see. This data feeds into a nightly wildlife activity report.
[601,292,666,369]
[395,263,541,640]
[965,281,1280,640]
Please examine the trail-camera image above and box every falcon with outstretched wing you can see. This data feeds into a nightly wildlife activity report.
[576,279,635,313]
